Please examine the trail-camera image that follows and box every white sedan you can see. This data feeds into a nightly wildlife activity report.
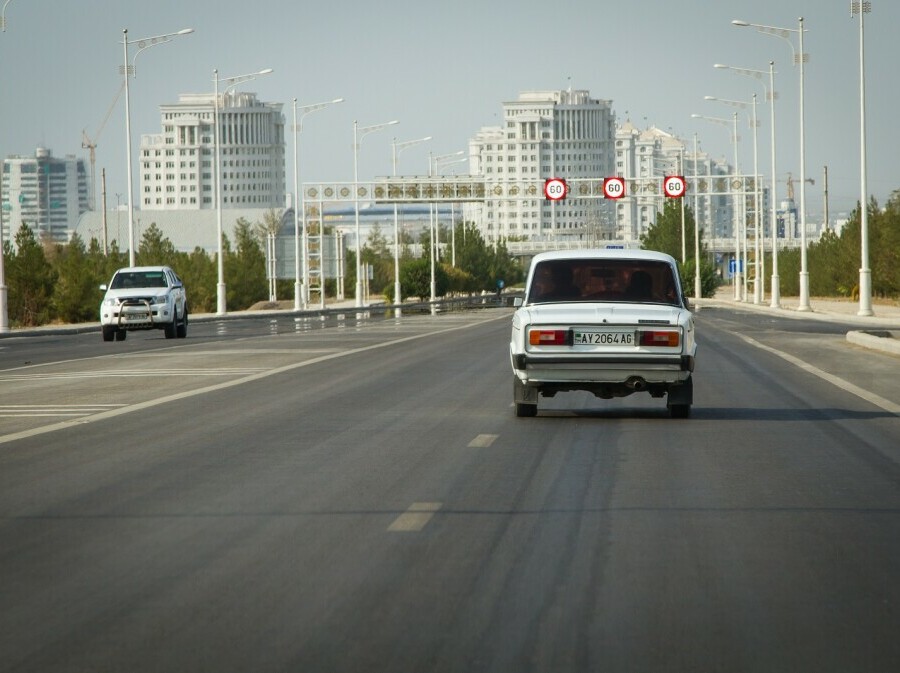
[510,249,696,418]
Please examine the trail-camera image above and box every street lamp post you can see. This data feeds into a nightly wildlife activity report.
[213,67,273,315]
[353,119,398,307]
[733,17,810,311]
[715,61,781,307]
[122,27,193,268]
[428,151,464,309]
[292,97,344,311]
[705,94,761,304]
[853,1,873,316]
[0,0,13,332]
[391,135,432,317]
[692,112,742,299]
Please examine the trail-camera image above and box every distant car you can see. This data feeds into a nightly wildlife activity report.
[510,249,696,418]
[99,266,187,342]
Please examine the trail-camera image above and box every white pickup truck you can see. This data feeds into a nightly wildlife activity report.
[510,249,696,418]
[99,266,188,342]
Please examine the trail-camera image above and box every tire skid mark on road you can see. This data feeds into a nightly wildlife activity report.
[737,333,900,415]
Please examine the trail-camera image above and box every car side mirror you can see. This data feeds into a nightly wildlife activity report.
[513,297,523,307]
[99,284,108,292]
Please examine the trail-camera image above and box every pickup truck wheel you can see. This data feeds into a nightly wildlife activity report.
[164,316,177,339]
[515,402,538,418]
[176,307,188,338]
[102,326,115,342]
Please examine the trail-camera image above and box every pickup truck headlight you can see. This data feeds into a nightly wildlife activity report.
[102,297,121,307]
[150,294,170,306]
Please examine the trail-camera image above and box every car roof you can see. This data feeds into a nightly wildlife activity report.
[529,249,678,265]
[113,266,172,273]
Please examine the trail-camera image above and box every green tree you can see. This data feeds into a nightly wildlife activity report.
[399,257,449,301]
[136,222,178,266]
[179,247,217,314]
[226,219,267,309]
[6,223,57,326]
[641,201,719,297]
[51,233,101,323]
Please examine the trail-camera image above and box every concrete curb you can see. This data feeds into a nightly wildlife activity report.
[846,330,900,356]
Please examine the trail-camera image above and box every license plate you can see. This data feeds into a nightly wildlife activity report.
[124,313,149,321]
[572,330,634,346]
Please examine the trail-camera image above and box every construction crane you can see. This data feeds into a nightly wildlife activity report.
[82,82,125,211]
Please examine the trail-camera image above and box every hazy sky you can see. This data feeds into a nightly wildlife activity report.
[2,0,897,220]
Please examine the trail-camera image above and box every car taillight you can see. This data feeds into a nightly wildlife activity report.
[529,329,569,346]
[639,330,680,347]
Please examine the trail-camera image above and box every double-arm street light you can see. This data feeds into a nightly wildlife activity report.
[692,112,742,300]
[0,0,13,332]
[733,17,810,311]
[353,119,398,307]
[122,27,194,268]
[852,1,873,316]
[391,135,432,316]
[715,61,781,307]
[213,67,273,315]
[706,94,762,304]
[292,97,344,310]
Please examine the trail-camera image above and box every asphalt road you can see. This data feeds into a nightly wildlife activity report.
[1,306,899,672]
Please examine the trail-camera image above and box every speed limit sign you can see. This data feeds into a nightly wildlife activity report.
[603,176,626,200]
[664,175,687,198]
[544,177,568,201]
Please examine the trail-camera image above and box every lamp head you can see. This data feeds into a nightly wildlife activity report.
[704,96,716,100]
[258,68,274,75]
[178,28,194,35]
[332,98,345,104]
[731,20,750,27]
[713,64,727,69]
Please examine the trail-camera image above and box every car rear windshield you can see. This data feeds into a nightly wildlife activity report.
[111,271,168,289]
[527,258,681,306]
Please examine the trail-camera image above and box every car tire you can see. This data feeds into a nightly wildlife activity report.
[176,306,188,338]
[669,404,691,419]
[515,402,538,418]
[115,329,127,341]
[164,314,177,339]
[102,326,115,342]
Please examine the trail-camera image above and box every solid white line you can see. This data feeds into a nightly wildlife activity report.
[737,334,900,415]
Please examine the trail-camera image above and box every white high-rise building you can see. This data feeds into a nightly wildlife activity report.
[139,92,285,210]
[1,147,89,243]
[466,90,616,244]
[614,122,734,242]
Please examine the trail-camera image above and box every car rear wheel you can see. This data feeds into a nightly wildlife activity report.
[515,402,538,417]
[669,403,691,419]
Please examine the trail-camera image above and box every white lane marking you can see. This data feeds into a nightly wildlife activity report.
[468,434,499,448]
[0,404,127,418]
[387,502,442,532]
[738,334,900,415]
[0,368,268,382]
[0,313,509,445]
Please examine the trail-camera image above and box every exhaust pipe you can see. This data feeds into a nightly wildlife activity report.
[625,376,647,391]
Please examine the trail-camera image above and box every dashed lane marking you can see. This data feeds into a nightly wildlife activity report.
[387,502,442,532]
[468,434,499,448]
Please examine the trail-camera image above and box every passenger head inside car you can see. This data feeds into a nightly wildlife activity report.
[626,270,653,300]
